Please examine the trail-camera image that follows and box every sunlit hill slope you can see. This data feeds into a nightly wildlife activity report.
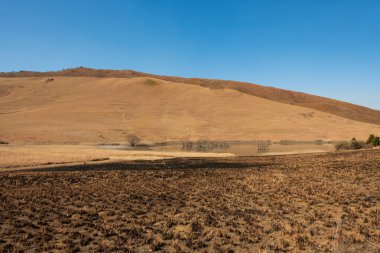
[0,68,379,143]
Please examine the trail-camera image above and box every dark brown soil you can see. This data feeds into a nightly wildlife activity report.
[0,150,379,252]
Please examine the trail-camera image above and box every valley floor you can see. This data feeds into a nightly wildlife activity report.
[0,150,379,252]
[0,144,233,171]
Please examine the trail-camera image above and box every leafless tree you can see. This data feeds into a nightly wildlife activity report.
[127,134,140,147]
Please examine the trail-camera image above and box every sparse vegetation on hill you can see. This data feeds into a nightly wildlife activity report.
[143,79,160,86]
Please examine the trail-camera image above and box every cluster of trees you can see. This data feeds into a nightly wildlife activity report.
[335,134,379,151]
[366,134,380,146]
[335,138,363,150]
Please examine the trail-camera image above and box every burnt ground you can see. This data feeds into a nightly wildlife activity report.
[0,150,379,252]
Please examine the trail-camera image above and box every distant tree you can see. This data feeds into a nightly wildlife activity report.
[127,134,140,147]
[367,134,375,144]
[372,136,380,147]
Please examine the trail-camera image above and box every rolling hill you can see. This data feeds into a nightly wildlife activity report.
[2,67,380,125]
[0,68,379,144]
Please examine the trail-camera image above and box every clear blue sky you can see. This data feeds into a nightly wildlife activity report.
[1,0,379,109]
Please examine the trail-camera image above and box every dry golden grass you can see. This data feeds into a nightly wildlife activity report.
[0,144,233,170]
[0,150,379,252]
[1,67,380,124]
[1,76,379,144]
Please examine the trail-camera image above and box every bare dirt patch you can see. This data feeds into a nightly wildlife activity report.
[0,150,379,252]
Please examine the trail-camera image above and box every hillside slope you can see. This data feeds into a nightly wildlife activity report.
[1,67,379,125]
[0,76,378,143]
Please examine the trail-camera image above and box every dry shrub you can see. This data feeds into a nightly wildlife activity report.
[335,138,365,151]
[127,134,140,147]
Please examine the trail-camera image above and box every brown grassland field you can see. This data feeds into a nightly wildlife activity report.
[0,149,379,252]
[0,69,379,252]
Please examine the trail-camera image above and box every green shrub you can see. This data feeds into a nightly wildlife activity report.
[372,136,380,146]
[366,134,375,144]
[366,134,380,147]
